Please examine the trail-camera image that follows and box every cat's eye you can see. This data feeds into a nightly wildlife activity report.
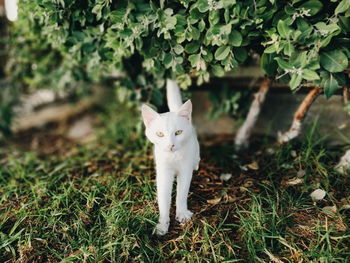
[175,130,183,136]
[156,132,164,137]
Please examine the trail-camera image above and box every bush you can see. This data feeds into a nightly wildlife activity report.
[7,0,350,101]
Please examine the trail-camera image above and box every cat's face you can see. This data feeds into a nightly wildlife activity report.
[142,100,193,152]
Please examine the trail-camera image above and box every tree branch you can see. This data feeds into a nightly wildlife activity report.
[278,87,322,144]
[235,77,271,150]
[343,86,349,105]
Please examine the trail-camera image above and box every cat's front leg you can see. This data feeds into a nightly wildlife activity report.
[155,167,174,236]
[176,167,193,223]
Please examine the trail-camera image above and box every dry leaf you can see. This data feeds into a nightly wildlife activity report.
[247,161,259,170]
[285,177,303,186]
[297,169,305,178]
[281,163,292,169]
[239,165,248,171]
[310,189,326,202]
[322,206,337,214]
[340,204,350,210]
[266,148,275,155]
[220,173,232,181]
[264,249,283,263]
[261,180,272,186]
[243,179,254,188]
[207,197,221,205]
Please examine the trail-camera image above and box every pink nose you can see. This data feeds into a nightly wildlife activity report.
[168,144,175,151]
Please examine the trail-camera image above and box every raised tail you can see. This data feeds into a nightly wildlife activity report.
[166,79,182,112]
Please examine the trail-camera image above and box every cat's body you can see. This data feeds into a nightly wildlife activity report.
[142,79,200,235]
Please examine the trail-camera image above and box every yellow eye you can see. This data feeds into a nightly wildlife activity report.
[156,132,164,137]
[175,130,183,136]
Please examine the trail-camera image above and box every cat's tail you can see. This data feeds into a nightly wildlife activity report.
[166,79,183,112]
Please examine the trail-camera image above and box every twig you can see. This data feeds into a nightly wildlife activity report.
[235,77,270,150]
[278,87,322,144]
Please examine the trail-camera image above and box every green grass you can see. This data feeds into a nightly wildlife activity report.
[0,102,350,262]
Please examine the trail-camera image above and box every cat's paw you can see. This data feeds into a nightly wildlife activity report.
[176,210,193,223]
[154,222,169,236]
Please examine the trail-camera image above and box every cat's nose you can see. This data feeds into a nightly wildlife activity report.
[168,144,175,151]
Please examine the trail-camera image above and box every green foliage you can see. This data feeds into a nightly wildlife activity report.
[208,86,251,119]
[8,0,350,97]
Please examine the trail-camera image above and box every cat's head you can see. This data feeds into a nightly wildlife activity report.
[141,100,193,152]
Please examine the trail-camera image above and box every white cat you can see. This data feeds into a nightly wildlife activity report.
[141,79,200,235]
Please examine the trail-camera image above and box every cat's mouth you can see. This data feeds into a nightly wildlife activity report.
[164,146,177,152]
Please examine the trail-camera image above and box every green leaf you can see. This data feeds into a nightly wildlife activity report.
[289,74,302,90]
[335,0,350,15]
[261,53,278,76]
[198,0,209,13]
[188,54,201,67]
[229,30,243,46]
[209,10,220,25]
[234,47,248,62]
[300,0,323,16]
[320,50,348,73]
[203,49,213,62]
[185,42,200,54]
[283,42,295,56]
[339,16,350,33]
[175,14,187,26]
[223,0,236,8]
[334,73,346,86]
[320,33,337,48]
[264,45,277,54]
[214,46,231,61]
[165,15,177,29]
[109,9,126,23]
[198,20,206,32]
[292,51,308,68]
[307,60,320,70]
[163,53,173,68]
[323,73,340,98]
[314,22,340,34]
[211,64,225,77]
[302,69,319,80]
[191,26,201,40]
[275,57,294,70]
[92,4,103,20]
[173,45,184,55]
[151,88,164,106]
[277,20,291,38]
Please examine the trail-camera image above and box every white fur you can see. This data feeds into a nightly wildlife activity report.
[166,79,182,112]
[142,79,200,235]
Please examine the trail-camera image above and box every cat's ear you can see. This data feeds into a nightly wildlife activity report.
[177,100,192,121]
[141,104,159,127]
